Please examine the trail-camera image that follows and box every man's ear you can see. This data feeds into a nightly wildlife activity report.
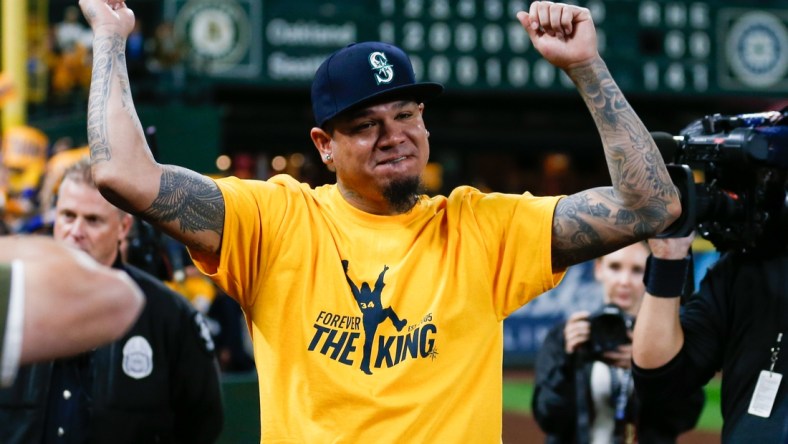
[310,127,333,162]
[119,213,134,242]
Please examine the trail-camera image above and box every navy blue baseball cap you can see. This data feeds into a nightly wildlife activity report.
[311,41,444,127]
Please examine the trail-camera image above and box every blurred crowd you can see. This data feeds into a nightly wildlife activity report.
[29,5,185,109]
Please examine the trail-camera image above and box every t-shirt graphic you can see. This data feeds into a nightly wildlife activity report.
[342,260,407,375]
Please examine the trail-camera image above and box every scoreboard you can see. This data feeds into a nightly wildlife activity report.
[165,0,788,96]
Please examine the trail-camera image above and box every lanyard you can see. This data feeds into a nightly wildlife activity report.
[769,333,783,376]
[609,366,631,421]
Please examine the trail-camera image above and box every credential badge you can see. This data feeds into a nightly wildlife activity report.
[368,51,394,85]
[122,336,154,379]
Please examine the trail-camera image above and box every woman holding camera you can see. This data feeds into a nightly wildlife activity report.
[531,242,704,444]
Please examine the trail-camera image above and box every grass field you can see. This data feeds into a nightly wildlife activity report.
[215,372,723,443]
[502,375,724,431]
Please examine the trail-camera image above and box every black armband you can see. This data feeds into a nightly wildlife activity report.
[643,254,691,298]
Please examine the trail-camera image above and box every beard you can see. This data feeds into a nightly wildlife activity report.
[382,176,423,213]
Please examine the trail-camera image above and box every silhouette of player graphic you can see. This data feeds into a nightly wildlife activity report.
[342,260,407,375]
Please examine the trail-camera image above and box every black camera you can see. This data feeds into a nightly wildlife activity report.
[586,303,633,360]
[656,108,788,253]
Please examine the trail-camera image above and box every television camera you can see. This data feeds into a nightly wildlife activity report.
[657,109,788,253]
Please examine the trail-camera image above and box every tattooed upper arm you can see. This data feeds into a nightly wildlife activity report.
[551,187,667,270]
[141,165,225,255]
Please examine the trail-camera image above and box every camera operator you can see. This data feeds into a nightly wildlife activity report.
[633,109,788,442]
[633,233,788,442]
[533,242,704,444]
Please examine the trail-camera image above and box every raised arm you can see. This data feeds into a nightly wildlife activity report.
[374,265,389,293]
[79,0,224,256]
[518,3,681,269]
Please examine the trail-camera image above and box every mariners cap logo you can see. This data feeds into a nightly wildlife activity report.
[368,51,394,85]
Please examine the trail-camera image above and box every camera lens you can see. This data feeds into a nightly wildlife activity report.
[587,304,631,359]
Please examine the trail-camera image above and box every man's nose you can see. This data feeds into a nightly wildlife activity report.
[377,121,406,148]
[69,217,86,237]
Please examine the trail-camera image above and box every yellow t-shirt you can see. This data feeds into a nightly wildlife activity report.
[191,174,565,443]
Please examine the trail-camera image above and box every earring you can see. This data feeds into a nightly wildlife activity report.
[426,130,430,138]
[325,154,332,162]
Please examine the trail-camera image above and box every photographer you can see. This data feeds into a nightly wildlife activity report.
[632,110,788,443]
[532,243,704,443]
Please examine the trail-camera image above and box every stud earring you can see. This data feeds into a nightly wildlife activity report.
[325,154,332,162]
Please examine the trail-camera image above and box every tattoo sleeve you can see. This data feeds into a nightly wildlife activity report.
[142,166,225,254]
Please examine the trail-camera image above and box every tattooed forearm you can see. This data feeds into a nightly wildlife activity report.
[142,166,225,250]
[85,6,97,22]
[549,59,681,269]
[578,80,634,148]
[569,59,630,132]
[570,59,674,197]
[87,34,125,163]
[568,58,679,211]
[115,53,145,134]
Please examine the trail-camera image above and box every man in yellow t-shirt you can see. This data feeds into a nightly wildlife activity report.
[80,1,682,441]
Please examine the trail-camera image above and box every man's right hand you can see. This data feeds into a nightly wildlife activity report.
[516,2,598,70]
[563,310,591,354]
[79,0,135,37]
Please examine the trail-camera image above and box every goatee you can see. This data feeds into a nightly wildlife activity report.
[383,176,422,213]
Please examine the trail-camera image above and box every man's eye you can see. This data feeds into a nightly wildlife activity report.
[352,122,374,132]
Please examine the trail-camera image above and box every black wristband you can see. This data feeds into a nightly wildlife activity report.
[643,254,691,298]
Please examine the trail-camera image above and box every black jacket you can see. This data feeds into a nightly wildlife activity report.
[533,321,704,444]
[633,250,788,443]
[0,263,224,443]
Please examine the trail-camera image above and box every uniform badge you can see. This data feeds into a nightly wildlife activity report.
[122,336,154,379]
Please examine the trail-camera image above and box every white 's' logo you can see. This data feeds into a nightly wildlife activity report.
[368,51,394,85]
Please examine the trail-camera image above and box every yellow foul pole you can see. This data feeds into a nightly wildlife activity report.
[2,0,29,131]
